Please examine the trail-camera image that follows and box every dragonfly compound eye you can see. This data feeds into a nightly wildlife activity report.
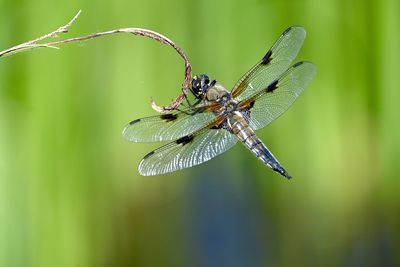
[191,76,202,95]
[191,74,210,96]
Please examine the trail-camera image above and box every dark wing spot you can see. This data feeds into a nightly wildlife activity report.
[240,100,255,110]
[266,80,278,92]
[210,117,227,130]
[129,119,141,125]
[261,50,273,65]
[143,150,155,160]
[211,122,224,130]
[176,135,194,145]
[238,100,255,120]
[293,61,304,68]
[160,113,178,122]
[248,100,255,109]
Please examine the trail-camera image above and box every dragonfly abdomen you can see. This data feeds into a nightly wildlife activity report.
[229,113,292,179]
[247,137,292,179]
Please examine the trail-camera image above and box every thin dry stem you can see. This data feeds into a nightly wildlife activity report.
[0,10,192,112]
[0,10,82,57]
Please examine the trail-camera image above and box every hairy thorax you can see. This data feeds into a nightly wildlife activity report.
[205,83,238,116]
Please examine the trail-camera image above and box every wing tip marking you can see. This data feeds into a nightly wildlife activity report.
[283,26,293,35]
[143,150,155,160]
[293,61,304,68]
[129,119,141,125]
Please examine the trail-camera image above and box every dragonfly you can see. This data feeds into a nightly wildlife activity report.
[123,26,316,178]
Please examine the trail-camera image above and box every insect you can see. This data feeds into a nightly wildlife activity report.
[123,26,316,178]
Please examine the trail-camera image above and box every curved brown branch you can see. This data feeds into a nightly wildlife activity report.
[0,11,192,112]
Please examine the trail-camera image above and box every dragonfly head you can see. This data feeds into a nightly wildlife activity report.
[191,74,214,98]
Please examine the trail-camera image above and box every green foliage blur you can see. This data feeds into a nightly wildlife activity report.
[1,0,399,266]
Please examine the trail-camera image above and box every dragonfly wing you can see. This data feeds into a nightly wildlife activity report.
[239,61,316,130]
[138,121,238,176]
[122,105,217,142]
[232,26,307,102]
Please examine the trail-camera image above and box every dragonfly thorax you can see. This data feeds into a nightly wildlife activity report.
[205,82,230,102]
[205,82,238,114]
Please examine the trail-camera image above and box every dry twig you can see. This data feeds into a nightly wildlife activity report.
[0,10,192,112]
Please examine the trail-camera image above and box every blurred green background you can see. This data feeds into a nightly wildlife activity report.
[1,0,399,266]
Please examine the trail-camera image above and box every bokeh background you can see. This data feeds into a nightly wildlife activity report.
[1,0,399,266]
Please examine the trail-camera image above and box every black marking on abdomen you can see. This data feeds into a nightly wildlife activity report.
[258,144,292,179]
[176,135,194,145]
[266,79,278,92]
[242,134,292,179]
[161,113,178,122]
[249,139,262,149]
[261,50,272,65]
[129,119,141,125]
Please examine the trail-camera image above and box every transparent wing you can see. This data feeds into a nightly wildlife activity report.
[239,61,316,130]
[231,26,307,102]
[138,125,238,176]
[122,105,218,142]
